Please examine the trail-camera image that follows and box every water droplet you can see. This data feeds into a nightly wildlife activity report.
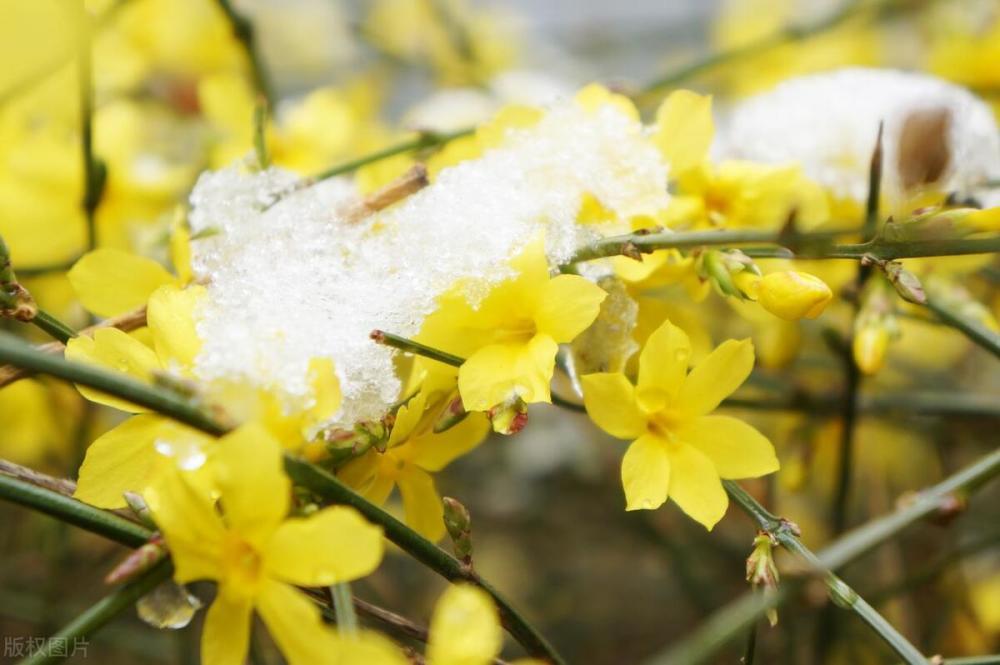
[154,438,207,471]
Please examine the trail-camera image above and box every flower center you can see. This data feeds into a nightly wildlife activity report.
[221,532,264,591]
[647,410,681,441]
[492,318,537,344]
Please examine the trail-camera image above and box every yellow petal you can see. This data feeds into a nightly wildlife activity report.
[676,338,754,418]
[305,357,342,427]
[256,580,336,665]
[147,284,205,371]
[214,424,290,548]
[146,465,225,584]
[68,248,174,318]
[387,390,429,447]
[621,435,671,511]
[427,585,503,665]
[410,412,489,472]
[533,274,607,343]
[636,319,691,413]
[397,465,445,542]
[201,590,252,665]
[170,219,193,283]
[676,416,779,479]
[611,250,668,283]
[64,328,160,412]
[75,415,208,509]
[265,506,384,587]
[654,90,714,174]
[457,336,557,412]
[574,83,640,122]
[668,442,728,530]
[580,373,646,439]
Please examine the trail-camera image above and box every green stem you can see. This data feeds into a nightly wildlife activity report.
[283,457,565,665]
[567,229,1000,265]
[644,448,1000,665]
[372,329,464,367]
[940,657,1000,665]
[214,0,273,106]
[0,331,226,436]
[20,560,173,665]
[729,484,926,665]
[0,473,150,548]
[309,128,473,184]
[330,583,358,635]
[31,310,76,344]
[924,296,1000,360]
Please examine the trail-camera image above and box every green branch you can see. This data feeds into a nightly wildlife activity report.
[0,332,563,664]
[0,473,150,548]
[20,560,173,665]
[214,0,274,106]
[567,229,1000,265]
[0,331,227,436]
[644,446,1000,664]
[924,296,1000,360]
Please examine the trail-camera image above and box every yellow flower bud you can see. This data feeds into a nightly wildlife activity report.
[732,270,761,299]
[757,271,832,321]
[853,324,890,375]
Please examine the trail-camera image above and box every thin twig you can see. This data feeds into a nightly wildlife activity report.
[339,165,429,223]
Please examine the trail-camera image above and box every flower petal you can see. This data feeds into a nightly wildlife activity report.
[256,580,336,665]
[68,248,174,318]
[146,466,225,584]
[214,424,290,548]
[265,506,384,587]
[147,284,205,371]
[201,590,253,665]
[64,328,160,412]
[75,415,207,509]
[654,90,714,174]
[636,319,691,413]
[581,373,646,439]
[410,412,489,472]
[621,435,671,511]
[387,391,428,447]
[676,415,779,479]
[668,443,728,530]
[458,336,557,412]
[427,585,504,665]
[397,465,445,542]
[675,338,754,418]
[533,274,607,343]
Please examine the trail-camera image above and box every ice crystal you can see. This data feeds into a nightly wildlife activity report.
[187,98,669,427]
[721,68,1000,205]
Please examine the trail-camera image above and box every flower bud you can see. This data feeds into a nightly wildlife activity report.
[757,271,832,321]
[853,324,890,375]
[487,396,528,435]
[746,531,780,626]
[105,535,167,585]
[433,391,470,433]
[442,496,473,563]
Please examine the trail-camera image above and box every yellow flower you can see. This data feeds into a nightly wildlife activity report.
[338,389,489,541]
[853,323,890,376]
[418,237,606,413]
[755,271,833,321]
[582,319,778,529]
[426,585,545,665]
[148,424,398,665]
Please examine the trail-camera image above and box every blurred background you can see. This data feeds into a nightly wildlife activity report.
[1,0,999,663]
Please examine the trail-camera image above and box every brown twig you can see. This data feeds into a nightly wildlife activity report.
[0,459,141,524]
[0,306,147,388]
[338,164,429,223]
